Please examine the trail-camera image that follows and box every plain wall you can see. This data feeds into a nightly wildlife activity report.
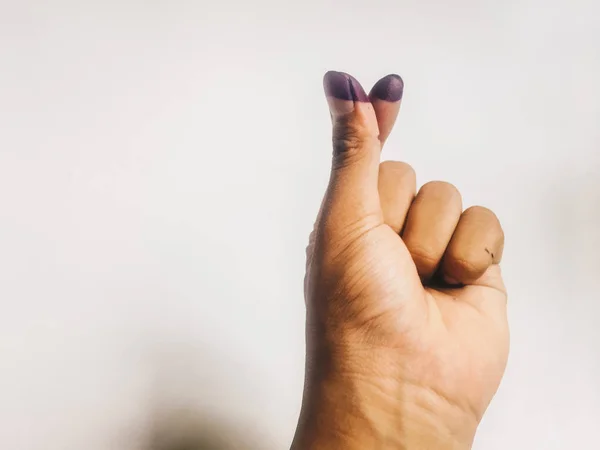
[1,1,599,449]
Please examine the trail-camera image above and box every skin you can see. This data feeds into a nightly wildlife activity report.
[291,72,508,450]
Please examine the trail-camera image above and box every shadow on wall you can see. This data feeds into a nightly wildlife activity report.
[141,343,276,450]
[146,409,269,450]
[136,225,283,450]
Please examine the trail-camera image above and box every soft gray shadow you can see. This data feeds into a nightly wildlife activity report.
[145,409,269,450]
[141,343,275,450]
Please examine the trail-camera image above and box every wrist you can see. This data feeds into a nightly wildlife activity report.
[291,346,476,450]
[291,375,404,450]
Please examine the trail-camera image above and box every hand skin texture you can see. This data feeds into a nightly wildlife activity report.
[291,72,508,450]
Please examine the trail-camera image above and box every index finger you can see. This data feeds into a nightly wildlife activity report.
[368,74,404,146]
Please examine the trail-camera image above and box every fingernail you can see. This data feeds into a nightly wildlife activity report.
[369,74,404,102]
[323,71,369,115]
[323,71,369,101]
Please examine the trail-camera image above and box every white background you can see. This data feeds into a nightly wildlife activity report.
[1,1,599,449]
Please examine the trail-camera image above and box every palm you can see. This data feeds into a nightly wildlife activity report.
[321,223,509,422]
[423,286,509,420]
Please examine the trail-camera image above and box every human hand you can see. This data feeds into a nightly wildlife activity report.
[291,72,508,450]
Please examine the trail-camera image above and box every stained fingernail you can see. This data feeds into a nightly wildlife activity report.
[323,71,369,117]
[323,71,369,100]
[370,74,404,102]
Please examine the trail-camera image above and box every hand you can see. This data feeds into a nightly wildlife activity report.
[291,72,508,450]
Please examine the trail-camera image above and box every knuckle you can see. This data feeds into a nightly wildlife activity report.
[448,255,484,279]
[463,205,504,239]
[421,180,460,199]
[332,117,366,155]
[379,161,417,201]
[379,160,415,178]
[419,181,463,212]
[332,131,364,156]
[331,117,376,170]
[409,246,440,273]
[464,205,497,220]
[445,239,490,277]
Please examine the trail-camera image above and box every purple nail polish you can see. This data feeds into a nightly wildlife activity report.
[370,74,404,102]
[323,71,369,102]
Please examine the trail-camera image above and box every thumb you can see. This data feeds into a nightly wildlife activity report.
[321,71,383,233]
